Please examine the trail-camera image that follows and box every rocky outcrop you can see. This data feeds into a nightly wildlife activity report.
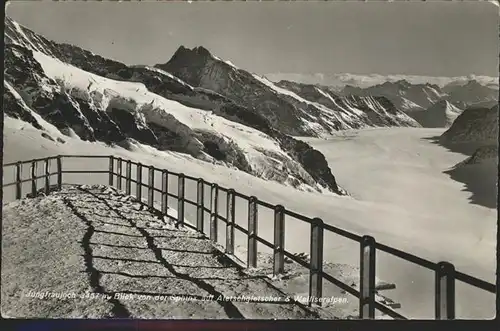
[440,105,498,146]
[275,133,341,193]
[3,82,44,130]
[455,145,498,167]
[5,45,97,141]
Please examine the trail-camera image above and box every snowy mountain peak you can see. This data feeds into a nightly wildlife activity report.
[168,45,219,66]
[393,79,412,89]
[180,45,212,57]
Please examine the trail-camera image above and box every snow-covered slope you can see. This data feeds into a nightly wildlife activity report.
[4,17,344,194]
[3,119,496,319]
[157,46,419,137]
[7,45,344,193]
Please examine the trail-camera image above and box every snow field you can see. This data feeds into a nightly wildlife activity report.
[3,116,496,319]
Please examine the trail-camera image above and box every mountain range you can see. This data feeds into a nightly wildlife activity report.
[265,73,499,91]
[3,17,429,195]
[3,16,498,195]
[337,78,497,128]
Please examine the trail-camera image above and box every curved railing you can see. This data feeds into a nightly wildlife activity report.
[2,154,496,320]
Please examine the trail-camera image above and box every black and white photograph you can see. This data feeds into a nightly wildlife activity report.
[1,0,498,321]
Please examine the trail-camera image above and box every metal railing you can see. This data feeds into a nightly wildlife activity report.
[2,154,496,320]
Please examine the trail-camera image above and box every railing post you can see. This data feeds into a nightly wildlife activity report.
[435,261,456,319]
[196,179,205,233]
[136,163,142,201]
[56,156,62,190]
[161,170,168,215]
[108,156,114,186]
[210,184,219,242]
[309,217,324,307]
[116,158,122,190]
[177,174,185,226]
[44,158,50,195]
[247,196,258,268]
[359,235,376,319]
[30,161,37,197]
[125,160,132,195]
[148,166,154,209]
[15,162,22,199]
[226,189,236,255]
[273,205,285,276]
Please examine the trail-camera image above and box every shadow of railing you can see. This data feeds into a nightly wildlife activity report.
[2,154,497,320]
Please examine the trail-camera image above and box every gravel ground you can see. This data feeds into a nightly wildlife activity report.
[2,185,367,319]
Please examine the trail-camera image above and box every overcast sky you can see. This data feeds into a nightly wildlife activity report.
[6,1,499,77]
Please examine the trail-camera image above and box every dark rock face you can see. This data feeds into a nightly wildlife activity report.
[41,132,55,142]
[440,106,499,146]
[3,86,43,130]
[5,45,96,141]
[203,141,226,161]
[147,122,185,153]
[33,91,96,141]
[194,130,252,173]
[276,133,340,193]
[107,107,158,146]
[214,102,274,135]
[162,46,214,87]
[72,98,126,143]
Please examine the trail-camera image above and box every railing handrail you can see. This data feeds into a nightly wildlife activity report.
[2,154,496,320]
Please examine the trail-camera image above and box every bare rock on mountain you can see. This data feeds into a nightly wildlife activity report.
[440,105,498,147]
[409,100,463,128]
[455,145,498,168]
